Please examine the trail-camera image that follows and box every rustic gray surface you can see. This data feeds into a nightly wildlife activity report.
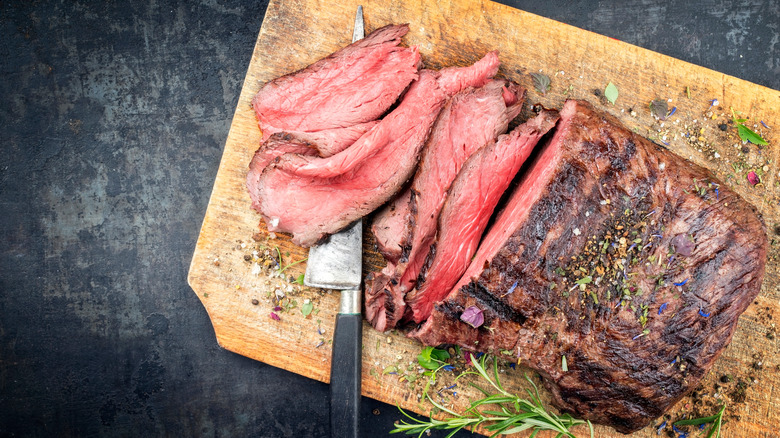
[1,1,778,436]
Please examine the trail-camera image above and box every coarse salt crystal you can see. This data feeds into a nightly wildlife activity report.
[659,162,666,171]
[251,263,262,276]
[573,228,581,236]
[714,152,721,158]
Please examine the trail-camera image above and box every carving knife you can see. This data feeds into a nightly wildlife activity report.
[303,6,364,438]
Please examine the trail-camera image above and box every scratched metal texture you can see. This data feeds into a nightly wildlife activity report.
[1,0,778,436]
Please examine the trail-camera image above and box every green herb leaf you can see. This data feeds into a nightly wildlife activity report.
[604,82,619,104]
[431,347,450,362]
[301,300,313,317]
[575,276,593,285]
[674,413,720,426]
[737,124,769,145]
[417,346,449,370]
[382,365,398,375]
[530,73,551,95]
[296,273,305,285]
[561,355,568,372]
[418,346,432,364]
[731,108,768,145]
[674,404,726,438]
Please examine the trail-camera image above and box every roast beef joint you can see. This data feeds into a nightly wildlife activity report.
[411,99,767,432]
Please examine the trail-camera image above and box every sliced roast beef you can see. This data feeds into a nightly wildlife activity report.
[411,99,767,433]
[280,121,380,157]
[274,52,503,180]
[406,108,560,324]
[252,24,420,141]
[371,187,413,264]
[252,53,501,247]
[246,133,318,212]
[365,78,525,332]
[397,80,525,287]
[372,79,525,267]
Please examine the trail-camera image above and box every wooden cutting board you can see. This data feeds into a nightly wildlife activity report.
[188,0,780,436]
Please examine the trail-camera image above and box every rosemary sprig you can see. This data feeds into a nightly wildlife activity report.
[673,404,726,438]
[391,354,593,438]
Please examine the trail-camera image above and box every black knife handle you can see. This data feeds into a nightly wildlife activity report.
[330,313,362,438]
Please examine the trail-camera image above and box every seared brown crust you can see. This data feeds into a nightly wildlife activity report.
[413,99,767,433]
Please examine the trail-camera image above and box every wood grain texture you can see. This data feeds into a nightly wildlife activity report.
[188,0,780,436]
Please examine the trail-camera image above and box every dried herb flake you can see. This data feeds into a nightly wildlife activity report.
[650,99,668,120]
[575,276,593,285]
[530,72,551,95]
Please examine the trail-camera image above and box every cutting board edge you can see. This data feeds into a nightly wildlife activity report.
[186,0,278,311]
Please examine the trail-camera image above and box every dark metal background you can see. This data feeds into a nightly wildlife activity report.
[2,1,778,436]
